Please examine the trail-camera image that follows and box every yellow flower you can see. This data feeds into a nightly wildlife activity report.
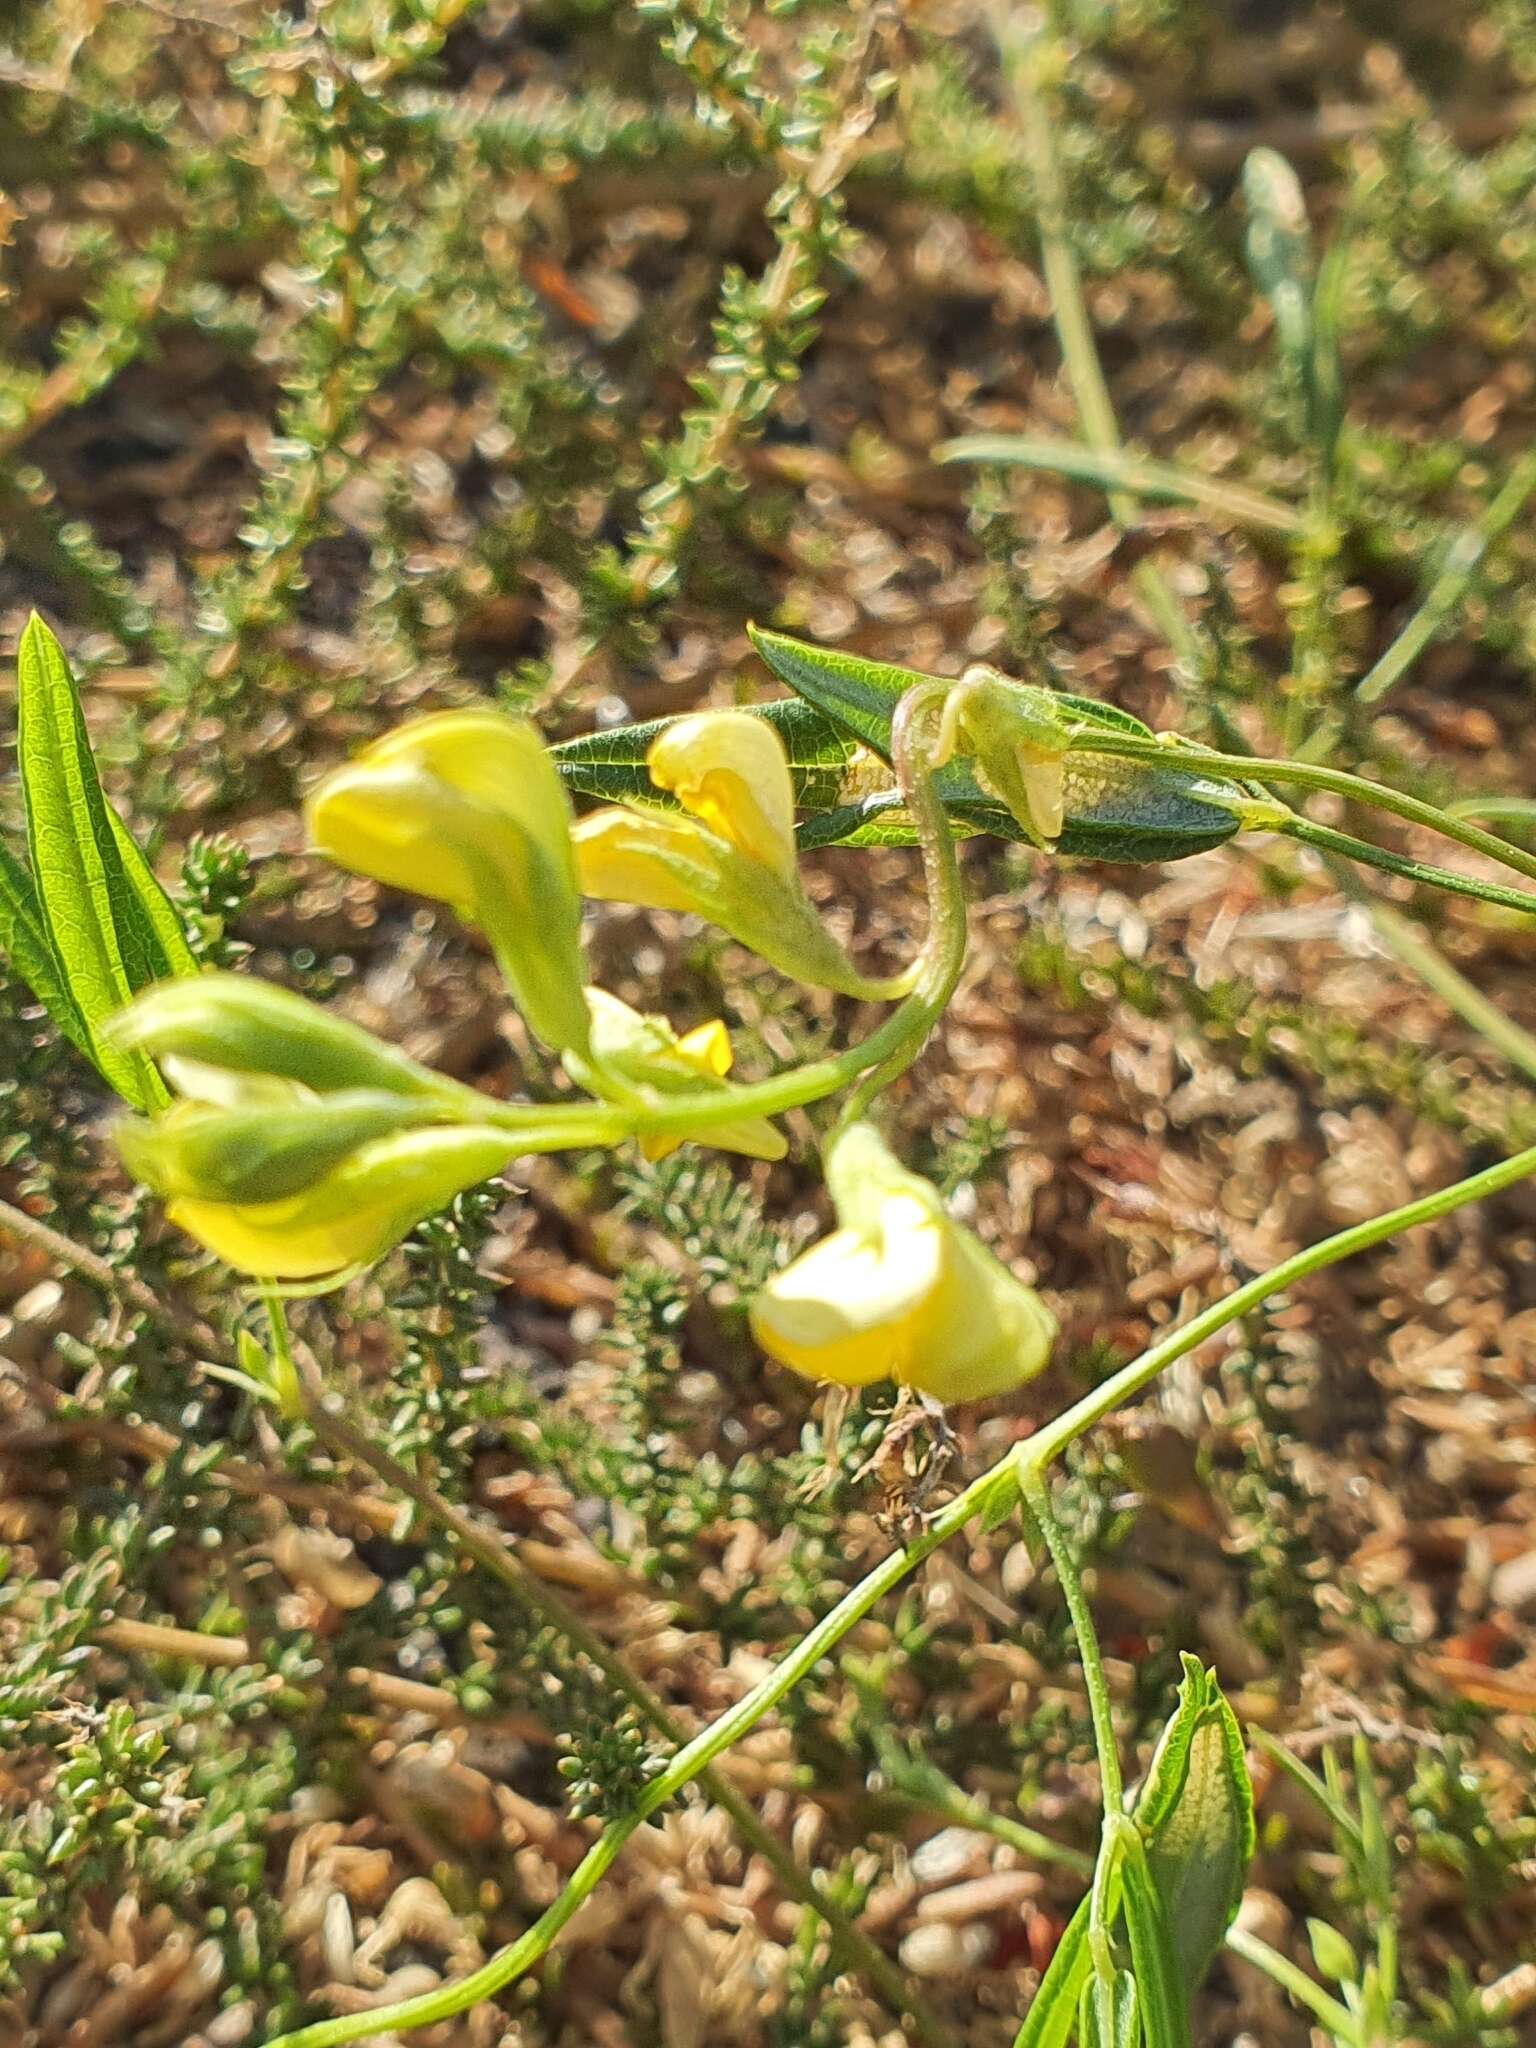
[164,1125,520,1280]
[749,1123,1055,1404]
[110,979,521,1280]
[581,988,785,1163]
[306,711,590,1056]
[647,711,798,880]
[115,1087,439,1206]
[573,711,899,998]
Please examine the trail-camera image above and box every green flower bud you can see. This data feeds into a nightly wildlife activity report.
[115,1089,442,1206]
[110,975,457,1103]
[933,666,1073,850]
[161,1126,519,1280]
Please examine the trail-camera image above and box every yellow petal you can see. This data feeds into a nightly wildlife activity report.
[903,1223,1056,1404]
[677,1019,733,1077]
[572,807,721,915]
[749,1197,943,1388]
[307,713,589,1055]
[1017,748,1066,843]
[647,712,798,881]
[583,988,785,1164]
[164,1126,516,1279]
[753,1122,1055,1403]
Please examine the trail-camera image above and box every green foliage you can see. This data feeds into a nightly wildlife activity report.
[5,2,1536,2042]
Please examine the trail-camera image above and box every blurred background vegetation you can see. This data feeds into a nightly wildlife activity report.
[3,2,1536,2044]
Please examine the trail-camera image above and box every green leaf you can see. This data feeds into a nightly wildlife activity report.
[747,625,1254,863]
[15,614,176,1106]
[1306,1919,1358,1986]
[556,631,1253,866]
[1136,1655,1255,2001]
[553,694,860,818]
[935,437,1302,536]
[0,841,93,1060]
[1121,1848,1192,2048]
[1014,1660,1254,2048]
[108,807,199,980]
[1015,1892,1094,2048]
[1243,150,1314,387]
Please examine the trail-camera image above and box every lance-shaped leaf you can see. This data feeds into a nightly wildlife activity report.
[1014,1657,1253,2048]
[556,649,1252,864]
[0,841,93,1060]
[745,625,1256,864]
[14,616,196,1106]
[554,695,861,819]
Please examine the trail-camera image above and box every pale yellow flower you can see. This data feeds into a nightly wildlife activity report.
[582,987,785,1163]
[574,711,897,998]
[750,1124,1055,1404]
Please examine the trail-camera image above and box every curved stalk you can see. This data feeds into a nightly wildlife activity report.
[839,681,969,1124]
[300,1380,955,2048]
[263,1136,1536,2048]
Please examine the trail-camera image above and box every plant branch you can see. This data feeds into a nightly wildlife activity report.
[265,1136,1536,2046]
[295,1362,955,2048]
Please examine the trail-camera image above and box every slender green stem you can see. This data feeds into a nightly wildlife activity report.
[264,1137,1536,2048]
[1341,894,1536,1086]
[1021,1139,1536,1474]
[297,1376,954,2048]
[872,1735,1093,1878]
[934,437,1303,537]
[264,1448,1023,2048]
[1355,454,1536,705]
[1020,1468,1124,1817]
[991,1,1194,667]
[1088,1822,1128,2028]
[1446,795,1536,830]
[1279,815,1536,921]
[840,681,968,1125]
[1224,1927,1359,2036]
[1064,728,1536,890]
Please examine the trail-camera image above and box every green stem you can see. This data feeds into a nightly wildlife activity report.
[1020,1139,1536,1474]
[1355,454,1536,705]
[264,1137,1536,2048]
[1064,729,1536,891]
[840,681,969,1125]
[992,2,1195,667]
[297,1377,954,2048]
[1279,815,1536,921]
[1224,1927,1359,2037]
[1337,889,1536,1087]
[994,9,1125,517]
[264,1449,1024,2048]
[1019,1467,1124,1817]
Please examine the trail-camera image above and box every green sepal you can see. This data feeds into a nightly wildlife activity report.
[1013,1657,1253,2047]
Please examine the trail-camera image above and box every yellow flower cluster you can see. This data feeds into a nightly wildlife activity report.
[112,700,1053,1404]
